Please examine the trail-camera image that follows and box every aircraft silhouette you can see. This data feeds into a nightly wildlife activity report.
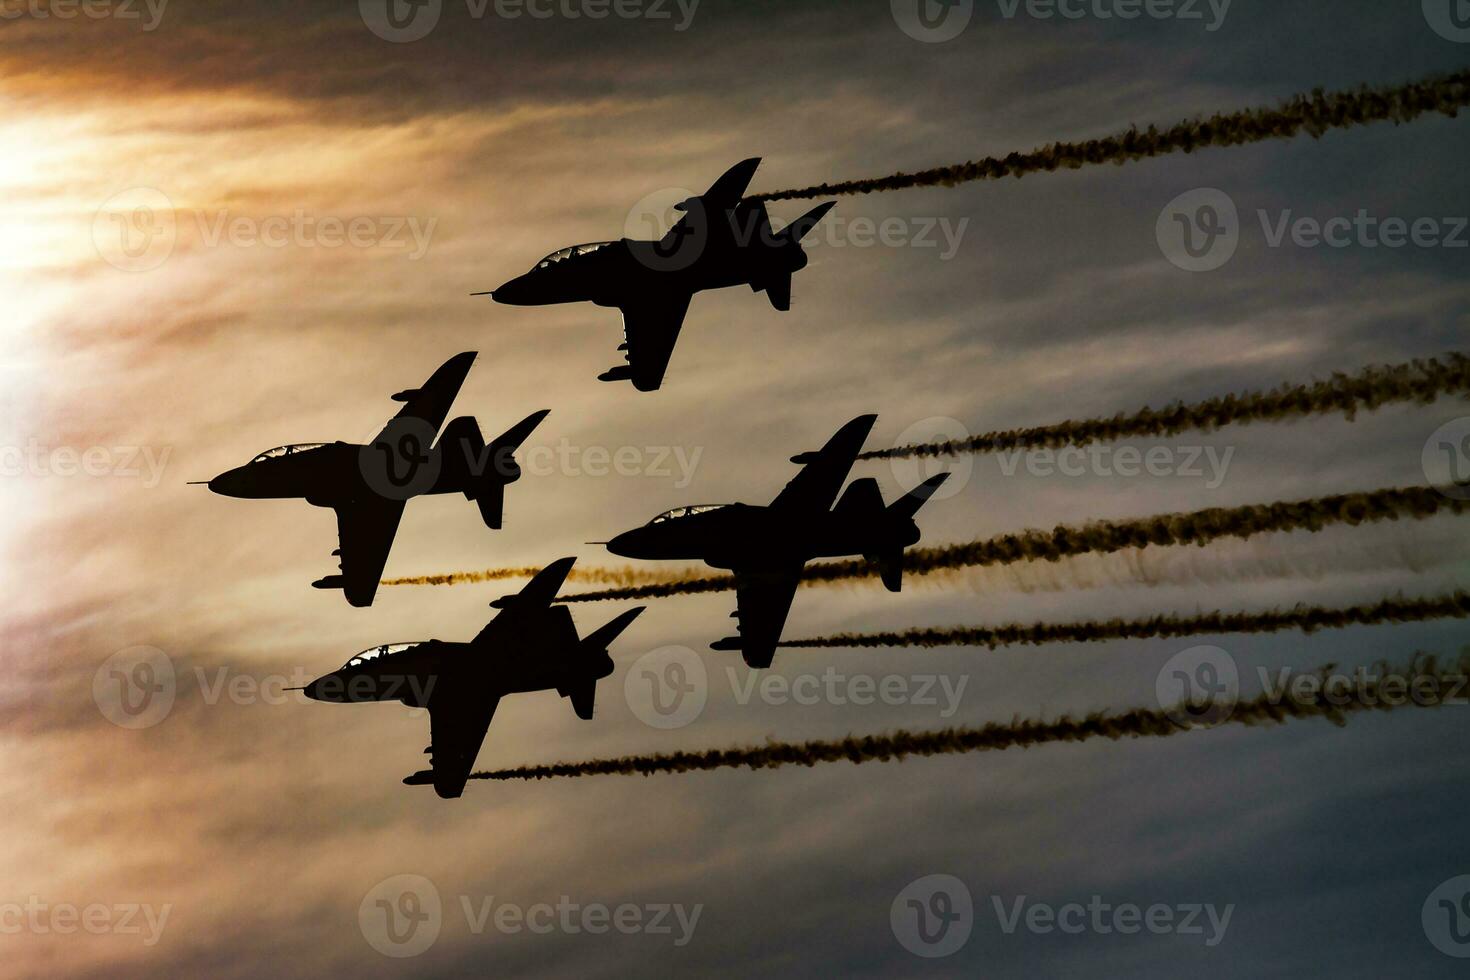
[301,558,644,799]
[481,158,836,392]
[605,415,948,668]
[203,352,548,607]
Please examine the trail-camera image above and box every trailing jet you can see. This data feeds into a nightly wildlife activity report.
[300,558,644,799]
[604,416,948,668]
[202,351,548,607]
[481,158,835,392]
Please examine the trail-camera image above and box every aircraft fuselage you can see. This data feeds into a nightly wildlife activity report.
[606,503,922,571]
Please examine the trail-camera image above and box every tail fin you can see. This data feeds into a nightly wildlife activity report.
[489,556,577,610]
[833,477,885,519]
[888,473,950,521]
[581,607,645,652]
[440,410,548,529]
[564,607,643,721]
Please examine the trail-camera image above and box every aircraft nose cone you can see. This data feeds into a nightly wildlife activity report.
[207,467,247,497]
[605,529,641,558]
[490,275,532,305]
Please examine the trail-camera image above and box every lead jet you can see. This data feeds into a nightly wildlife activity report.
[481,158,835,392]
[604,415,949,668]
[301,558,644,799]
[203,351,548,607]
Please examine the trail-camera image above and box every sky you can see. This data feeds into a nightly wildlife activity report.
[3,0,1470,975]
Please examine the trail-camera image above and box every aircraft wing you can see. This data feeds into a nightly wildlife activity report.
[425,690,500,799]
[372,351,477,447]
[616,293,693,392]
[711,567,802,669]
[769,414,879,514]
[331,497,407,607]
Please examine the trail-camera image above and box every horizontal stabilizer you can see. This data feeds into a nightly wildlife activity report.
[491,409,551,454]
[582,607,645,651]
[889,473,950,520]
[781,201,836,243]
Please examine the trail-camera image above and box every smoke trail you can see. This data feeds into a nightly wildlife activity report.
[779,591,1470,650]
[382,565,705,588]
[751,72,1470,202]
[472,653,1470,781]
[557,485,1470,602]
[858,354,1470,461]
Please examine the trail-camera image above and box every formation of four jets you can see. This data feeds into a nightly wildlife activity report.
[203,160,946,797]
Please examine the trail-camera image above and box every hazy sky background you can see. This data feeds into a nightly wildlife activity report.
[4,0,1470,976]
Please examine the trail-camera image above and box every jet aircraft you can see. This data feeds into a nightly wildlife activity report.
[301,558,644,799]
[203,351,548,607]
[482,158,835,392]
[605,416,948,668]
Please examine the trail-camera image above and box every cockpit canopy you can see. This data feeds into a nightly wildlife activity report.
[343,642,422,669]
[537,241,613,269]
[251,443,327,464]
[651,504,730,524]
